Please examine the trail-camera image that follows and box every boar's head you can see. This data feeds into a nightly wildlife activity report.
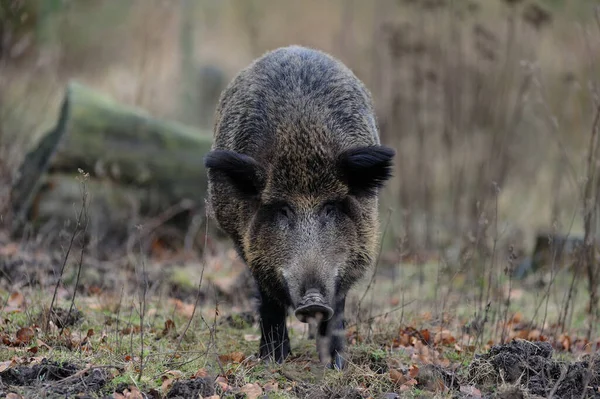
[204,143,395,323]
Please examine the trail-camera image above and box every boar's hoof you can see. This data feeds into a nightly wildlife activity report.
[259,340,291,364]
[294,289,334,323]
[332,352,345,370]
[318,337,346,370]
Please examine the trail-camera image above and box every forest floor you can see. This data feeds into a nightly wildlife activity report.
[0,227,599,399]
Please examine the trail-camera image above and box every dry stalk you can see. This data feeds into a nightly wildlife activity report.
[115,284,125,350]
[59,170,90,337]
[501,243,516,343]
[167,205,211,365]
[356,208,393,339]
[127,301,135,363]
[136,226,149,382]
[46,172,88,333]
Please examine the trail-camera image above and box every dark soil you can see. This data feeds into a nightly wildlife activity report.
[469,339,600,398]
[220,310,256,329]
[0,249,61,289]
[165,376,215,398]
[109,383,161,399]
[37,306,84,328]
[0,358,110,398]
[109,377,216,399]
[293,383,365,399]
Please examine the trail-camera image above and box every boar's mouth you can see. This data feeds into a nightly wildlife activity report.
[294,289,334,323]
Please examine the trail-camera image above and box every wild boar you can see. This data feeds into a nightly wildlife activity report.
[204,45,395,369]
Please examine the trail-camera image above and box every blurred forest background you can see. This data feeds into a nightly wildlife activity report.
[2,0,600,255]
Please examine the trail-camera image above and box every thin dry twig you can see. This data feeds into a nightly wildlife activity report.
[356,208,393,338]
[167,205,211,365]
[60,171,90,337]
[46,173,88,333]
[136,225,149,382]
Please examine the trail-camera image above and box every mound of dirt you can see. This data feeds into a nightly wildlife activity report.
[293,383,365,399]
[165,376,215,398]
[0,358,110,397]
[220,310,256,329]
[36,306,84,328]
[469,339,600,398]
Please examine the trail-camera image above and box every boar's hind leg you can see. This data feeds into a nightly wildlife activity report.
[317,294,346,370]
[258,292,291,363]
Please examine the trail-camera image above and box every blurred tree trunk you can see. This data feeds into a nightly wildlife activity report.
[237,0,260,58]
[36,0,62,46]
[179,0,200,126]
[338,0,355,62]
[10,81,213,235]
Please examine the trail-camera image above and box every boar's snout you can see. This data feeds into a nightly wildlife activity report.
[294,289,334,323]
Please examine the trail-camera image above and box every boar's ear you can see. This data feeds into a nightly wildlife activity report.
[204,150,265,197]
[337,145,395,197]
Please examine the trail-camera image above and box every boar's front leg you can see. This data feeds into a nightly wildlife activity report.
[316,293,346,369]
[258,290,291,363]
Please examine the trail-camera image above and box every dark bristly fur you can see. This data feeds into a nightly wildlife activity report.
[204,150,265,197]
[338,146,396,197]
[204,45,395,368]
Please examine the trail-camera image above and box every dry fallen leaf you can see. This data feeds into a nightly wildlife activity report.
[16,327,34,345]
[460,385,482,397]
[244,334,261,342]
[161,378,174,394]
[240,383,263,399]
[390,369,408,384]
[512,312,523,324]
[122,386,144,399]
[434,330,456,345]
[163,319,176,336]
[218,351,245,364]
[263,381,279,392]
[409,364,420,378]
[0,360,15,372]
[8,292,25,308]
[163,370,184,379]
[399,378,418,392]
[1,333,11,346]
[216,376,230,392]
[192,368,208,378]
[27,357,45,366]
[419,329,431,344]
[559,334,572,351]
[6,393,23,399]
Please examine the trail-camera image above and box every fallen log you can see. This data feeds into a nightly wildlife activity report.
[30,173,147,243]
[10,81,214,235]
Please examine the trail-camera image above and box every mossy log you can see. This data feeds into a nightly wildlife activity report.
[30,173,150,241]
[10,81,214,234]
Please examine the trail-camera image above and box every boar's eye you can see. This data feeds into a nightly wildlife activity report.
[278,204,294,222]
[320,202,337,219]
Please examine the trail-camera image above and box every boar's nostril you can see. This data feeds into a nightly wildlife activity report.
[294,290,334,323]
